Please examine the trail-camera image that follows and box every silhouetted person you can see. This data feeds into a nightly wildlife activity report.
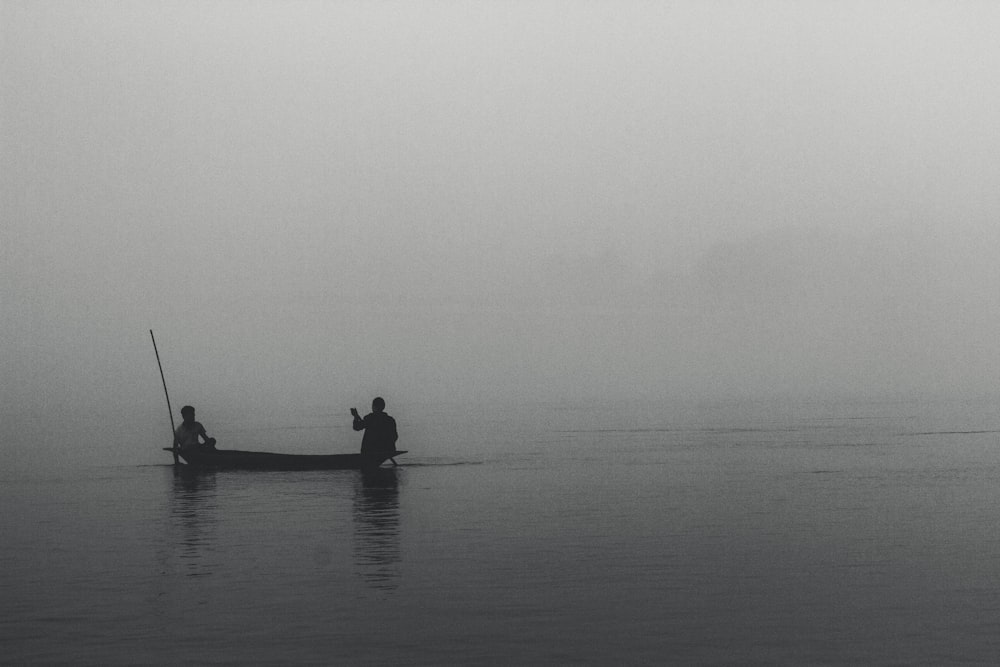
[351,397,398,459]
[174,405,217,451]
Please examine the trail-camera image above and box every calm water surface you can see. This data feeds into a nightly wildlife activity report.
[3,397,1000,664]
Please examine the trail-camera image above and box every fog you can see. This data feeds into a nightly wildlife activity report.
[4,2,999,433]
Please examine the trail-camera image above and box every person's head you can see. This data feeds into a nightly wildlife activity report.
[372,397,385,413]
[180,405,195,422]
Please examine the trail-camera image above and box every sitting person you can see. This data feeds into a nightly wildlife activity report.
[174,405,217,450]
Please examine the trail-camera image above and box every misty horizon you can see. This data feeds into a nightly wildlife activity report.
[4,2,999,421]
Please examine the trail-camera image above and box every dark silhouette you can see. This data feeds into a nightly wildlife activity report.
[174,405,217,451]
[163,402,406,469]
[351,397,398,460]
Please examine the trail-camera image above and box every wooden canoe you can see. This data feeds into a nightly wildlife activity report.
[164,447,406,471]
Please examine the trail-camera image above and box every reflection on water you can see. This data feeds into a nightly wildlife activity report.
[352,468,401,590]
[168,466,219,577]
[6,398,1000,663]
[162,464,402,590]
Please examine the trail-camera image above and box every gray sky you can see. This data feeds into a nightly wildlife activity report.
[3,1,999,423]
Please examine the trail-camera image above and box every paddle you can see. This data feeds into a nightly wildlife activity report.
[150,329,179,464]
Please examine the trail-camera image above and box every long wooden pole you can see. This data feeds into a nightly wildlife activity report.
[150,329,178,464]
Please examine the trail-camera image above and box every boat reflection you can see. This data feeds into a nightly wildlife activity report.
[168,466,219,577]
[352,467,401,590]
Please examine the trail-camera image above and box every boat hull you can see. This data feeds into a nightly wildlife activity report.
[169,448,406,471]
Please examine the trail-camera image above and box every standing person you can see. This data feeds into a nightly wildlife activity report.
[351,397,398,458]
[174,405,216,451]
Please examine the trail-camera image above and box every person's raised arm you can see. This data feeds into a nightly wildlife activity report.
[351,408,365,431]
